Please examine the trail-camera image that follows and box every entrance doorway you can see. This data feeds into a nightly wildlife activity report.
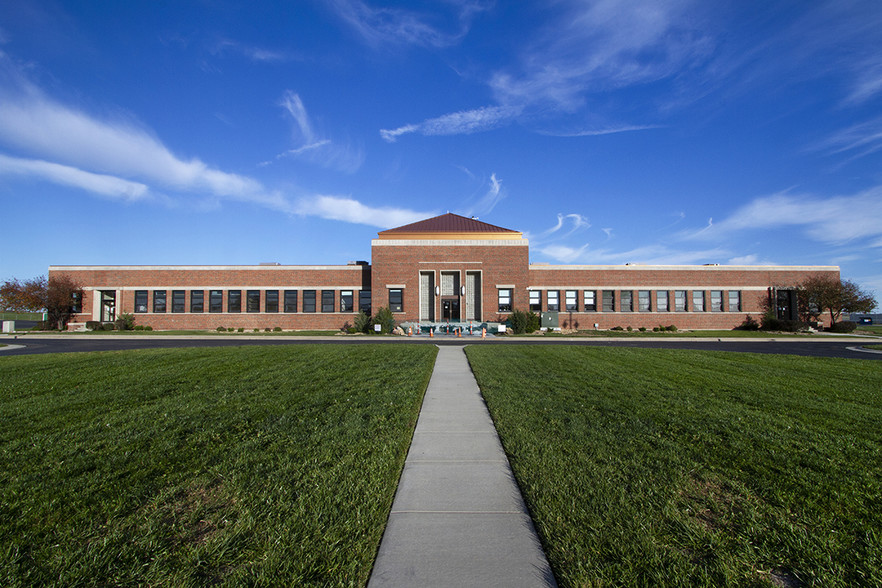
[442,298,460,321]
[100,291,116,322]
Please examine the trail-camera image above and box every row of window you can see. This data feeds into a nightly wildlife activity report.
[134,289,372,314]
[501,289,743,313]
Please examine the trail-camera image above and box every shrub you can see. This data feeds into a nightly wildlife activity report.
[273,326,282,332]
[227,327,235,332]
[626,326,633,332]
[133,325,145,331]
[372,307,395,334]
[666,325,678,332]
[217,326,226,332]
[527,311,540,333]
[611,326,623,331]
[144,326,153,331]
[86,321,100,331]
[509,309,530,334]
[653,326,660,332]
[115,313,135,331]
[354,311,371,333]
[341,321,352,333]
[828,321,857,333]
[237,327,244,333]
[639,327,646,332]
[265,327,272,332]
[101,322,117,331]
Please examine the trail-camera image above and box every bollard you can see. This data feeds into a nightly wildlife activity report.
[481,327,486,339]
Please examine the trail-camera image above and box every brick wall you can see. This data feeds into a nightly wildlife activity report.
[370,240,530,323]
[50,265,370,331]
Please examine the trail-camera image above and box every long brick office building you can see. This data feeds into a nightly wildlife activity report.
[50,213,839,331]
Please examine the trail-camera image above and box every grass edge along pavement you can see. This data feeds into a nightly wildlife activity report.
[465,345,882,588]
[0,344,437,586]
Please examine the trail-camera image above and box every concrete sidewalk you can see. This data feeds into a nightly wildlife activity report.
[369,346,557,587]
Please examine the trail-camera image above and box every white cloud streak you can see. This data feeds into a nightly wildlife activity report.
[271,91,364,173]
[327,0,489,49]
[0,153,149,201]
[295,195,435,229]
[683,187,882,246]
[381,106,520,142]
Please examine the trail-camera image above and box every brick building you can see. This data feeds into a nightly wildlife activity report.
[49,213,839,331]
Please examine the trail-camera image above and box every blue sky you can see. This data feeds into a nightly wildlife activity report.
[1,1,880,306]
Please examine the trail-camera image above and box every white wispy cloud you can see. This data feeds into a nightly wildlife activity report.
[268,91,364,173]
[380,0,710,140]
[683,187,882,246]
[380,105,520,142]
[463,173,506,218]
[815,114,882,162]
[0,74,274,205]
[538,241,729,266]
[294,195,435,229]
[327,0,488,49]
[0,153,149,201]
[489,0,711,111]
[540,124,663,137]
[0,62,398,228]
[211,39,296,63]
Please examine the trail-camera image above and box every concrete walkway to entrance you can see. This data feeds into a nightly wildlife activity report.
[369,346,557,587]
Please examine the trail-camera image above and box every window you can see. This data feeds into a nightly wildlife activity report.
[209,290,223,313]
[153,290,167,313]
[728,290,741,312]
[584,290,596,311]
[340,290,353,312]
[172,290,186,313]
[228,290,241,313]
[265,290,279,313]
[284,290,298,313]
[565,290,578,311]
[621,290,633,312]
[498,288,512,312]
[675,290,687,312]
[135,290,148,313]
[711,290,723,312]
[303,290,316,313]
[638,290,651,312]
[322,290,335,313]
[602,290,615,312]
[247,290,260,313]
[71,292,82,314]
[190,290,204,313]
[547,290,560,311]
[359,290,372,314]
[389,288,403,312]
[692,290,705,312]
[657,291,669,312]
[529,290,541,312]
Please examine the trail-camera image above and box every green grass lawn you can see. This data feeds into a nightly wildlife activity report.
[857,325,882,336]
[0,345,437,586]
[466,346,882,587]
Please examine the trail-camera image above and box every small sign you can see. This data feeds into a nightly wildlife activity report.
[498,324,506,333]
[374,324,382,332]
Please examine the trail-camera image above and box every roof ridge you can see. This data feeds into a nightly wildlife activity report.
[379,212,518,234]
